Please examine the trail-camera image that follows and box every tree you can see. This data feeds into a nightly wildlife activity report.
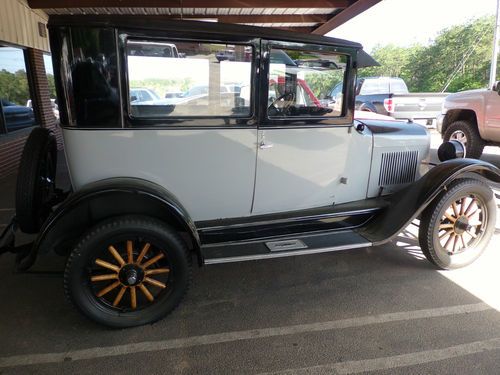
[359,16,497,93]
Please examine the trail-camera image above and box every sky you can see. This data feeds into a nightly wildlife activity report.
[0,47,53,74]
[328,0,497,53]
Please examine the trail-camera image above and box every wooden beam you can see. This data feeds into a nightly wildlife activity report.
[28,0,350,9]
[311,0,381,35]
[217,14,329,24]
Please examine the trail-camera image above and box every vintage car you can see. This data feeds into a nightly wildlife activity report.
[1,16,500,328]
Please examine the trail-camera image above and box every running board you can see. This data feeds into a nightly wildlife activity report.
[202,230,371,265]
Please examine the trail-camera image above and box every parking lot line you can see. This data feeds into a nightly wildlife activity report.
[0,302,490,369]
[0,208,14,212]
[260,337,500,375]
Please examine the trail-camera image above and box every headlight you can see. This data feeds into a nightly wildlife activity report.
[437,140,466,161]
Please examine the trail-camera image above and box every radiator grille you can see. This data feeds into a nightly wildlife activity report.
[378,151,419,186]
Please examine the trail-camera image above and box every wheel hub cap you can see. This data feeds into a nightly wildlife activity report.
[453,216,469,235]
[119,264,144,286]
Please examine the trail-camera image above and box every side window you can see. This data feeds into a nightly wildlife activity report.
[390,79,409,94]
[267,47,348,118]
[359,79,386,95]
[70,28,120,128]
[126,39,253,119]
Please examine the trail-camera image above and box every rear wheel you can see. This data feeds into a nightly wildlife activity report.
[419,178,496,269]
[443,120,484,159]
[64,215,191,328]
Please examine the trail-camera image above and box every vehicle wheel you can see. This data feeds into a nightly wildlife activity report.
[15,127,57,233]
[443,120,484,159]
[64,215,191,328]
[419,178,496,270]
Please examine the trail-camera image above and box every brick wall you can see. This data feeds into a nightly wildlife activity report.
[26,48,64,148]
[0,47,63,179]
[0,132,29,179]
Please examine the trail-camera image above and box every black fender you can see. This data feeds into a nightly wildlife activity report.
[359,158,500,245]
[34,177,202,263]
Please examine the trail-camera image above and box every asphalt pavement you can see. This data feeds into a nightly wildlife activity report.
[1,130,500,374]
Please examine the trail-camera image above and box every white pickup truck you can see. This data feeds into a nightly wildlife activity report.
[437,83,500,158]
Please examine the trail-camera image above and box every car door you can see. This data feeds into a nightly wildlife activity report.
[251,41,372,215]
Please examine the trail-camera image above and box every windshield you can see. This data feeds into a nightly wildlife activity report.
[268,48,348,118]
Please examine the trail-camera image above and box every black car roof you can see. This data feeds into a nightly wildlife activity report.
[48,15,363,50]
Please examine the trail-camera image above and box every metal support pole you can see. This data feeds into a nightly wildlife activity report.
[489,0,500,89]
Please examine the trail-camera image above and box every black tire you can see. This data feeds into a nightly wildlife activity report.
[15,127,57,233]
[443,120,485,159]
[419,178,496,270]
[64,215,191,328]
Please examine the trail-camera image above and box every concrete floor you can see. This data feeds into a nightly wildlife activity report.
[1,131,500,374]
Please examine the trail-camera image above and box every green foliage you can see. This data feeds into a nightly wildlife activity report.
[305,70,344,97]
[0,69,30,105]
[360,16,497,93]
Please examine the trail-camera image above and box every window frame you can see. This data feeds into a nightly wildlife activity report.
[121,33,258,126]
[260,40,355,128]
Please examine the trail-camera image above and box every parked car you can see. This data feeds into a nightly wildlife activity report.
[437,83,500,159]
[2,17,499,329]
[26,98,59,121]
[127,40,180,58]
[328,77,448,126]
[1,99,35,131]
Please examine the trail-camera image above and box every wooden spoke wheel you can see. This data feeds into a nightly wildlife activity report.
[90,240,172,311]
[419,178,496,270]
[65,216,191,328]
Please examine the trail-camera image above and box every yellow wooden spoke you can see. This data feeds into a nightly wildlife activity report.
[141,253,165,269]
[451,202,459,217]
[108,245,126,266]
[96,281,121,297]
[144,277,166,289]
[136,243,151,264]
[145,268,170,276]
[439,223,454,230]
[444,233,455,251]
[91,274,118,282]
[113,286,127,307]
[459,234,467,249]
[138,284,154,302]
[444,211,457,223]
[127,240,134,264]
[459,197,466,215]
[95,258,120,272]
[452,235,459,253]
[439,229,453,240]
[464,198,476,216]
[130,286,137,309]
[466,209,479,219]
[466,230,478,239]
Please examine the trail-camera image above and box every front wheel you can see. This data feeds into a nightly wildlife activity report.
[443,120,484,159]
[419,178,496,270]
[64,216,191,328]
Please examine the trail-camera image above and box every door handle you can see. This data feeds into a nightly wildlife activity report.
[259,141,274,149]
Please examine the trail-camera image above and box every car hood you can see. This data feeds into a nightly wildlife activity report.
[355,118,428,136]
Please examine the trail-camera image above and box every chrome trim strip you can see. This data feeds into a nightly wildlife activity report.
[198,208,380,232]
[204,242,372,265]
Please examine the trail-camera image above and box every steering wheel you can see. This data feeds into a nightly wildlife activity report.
[268,92,295,116]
